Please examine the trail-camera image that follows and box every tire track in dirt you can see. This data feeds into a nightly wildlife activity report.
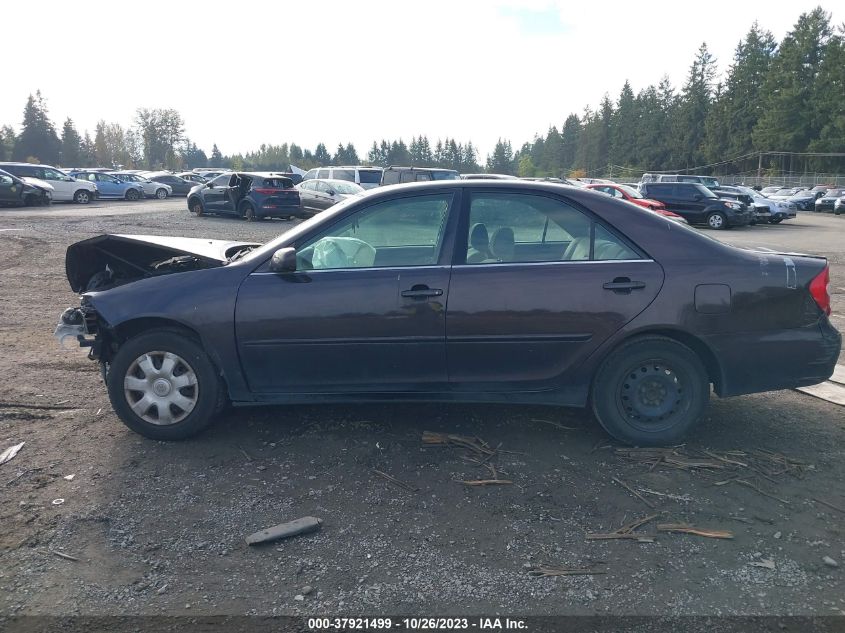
[0,234,48,272]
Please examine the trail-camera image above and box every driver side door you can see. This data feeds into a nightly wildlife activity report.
[235,190,459,394]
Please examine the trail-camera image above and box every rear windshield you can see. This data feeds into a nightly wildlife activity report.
[260,177,294,189]
[431,170,460,180]
[694,184,718,198]
[358,169,382,184]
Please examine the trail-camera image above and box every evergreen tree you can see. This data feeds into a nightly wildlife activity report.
[486,139,514,174]
[559,114,580,174]
[808,22,845,170]
[672,43,718,167]
[705,23,776,161]
[79,131,96,166]
[543,127,564,177]
[59,118,82,167]
[314,143,331,165]
[210,143,223,167]
[0,125,15,161]
[13,91,61,163]
[754,8,833,152]
[610,81,638,168]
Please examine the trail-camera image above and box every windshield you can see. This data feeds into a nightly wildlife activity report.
[618,185,643,199]
[773,189,793,196]
[701,177,720,188]
[331,181,364,194]
[695,184,718,198]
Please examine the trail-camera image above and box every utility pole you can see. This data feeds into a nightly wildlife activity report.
[757,152,763,181]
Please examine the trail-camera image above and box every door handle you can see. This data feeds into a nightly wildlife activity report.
[603,277,646,293]
[401,285,443,299]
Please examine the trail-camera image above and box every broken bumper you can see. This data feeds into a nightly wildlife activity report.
[53,307,101,357]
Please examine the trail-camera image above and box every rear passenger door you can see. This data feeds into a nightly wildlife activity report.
[445,190,664,392]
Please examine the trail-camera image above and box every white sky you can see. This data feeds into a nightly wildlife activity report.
[2,0,834,160]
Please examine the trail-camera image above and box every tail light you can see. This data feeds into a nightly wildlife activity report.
[809,265,831,316]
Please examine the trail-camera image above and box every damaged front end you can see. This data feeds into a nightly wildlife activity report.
[54,301,106,362]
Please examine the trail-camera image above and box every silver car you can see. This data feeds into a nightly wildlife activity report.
[112,172,172,199]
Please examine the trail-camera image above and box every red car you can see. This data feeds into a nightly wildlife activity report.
[586,183,686,222]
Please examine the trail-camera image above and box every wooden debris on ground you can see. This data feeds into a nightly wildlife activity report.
[657,523,734,539]
[0,442,25,466]
[461,479,513,486]
[245,516,322,546]
[423,431,512,486]
[586,513,658,543]
[526,564,606,578]
[812,497,845,514]
[48,549,79,562]
[612,477,655,509]
[372,469,418,493]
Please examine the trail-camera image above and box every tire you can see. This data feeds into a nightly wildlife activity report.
[155,188,168,199]
[125,188,140,201]
[73,190,92,204]
[242,202,256,221]
[106,330,220,440]
[591,336,709,446]
[706,212,727,230]
[769,217,783,224]
[189,198,204,216]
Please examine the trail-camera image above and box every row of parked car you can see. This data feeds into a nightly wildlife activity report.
[185,166,828,231]
[0,162,213,207]
[760,184,845,214]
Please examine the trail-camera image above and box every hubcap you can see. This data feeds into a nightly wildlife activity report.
[617,361,687,431]
[710,215,723,228]
[124,351,198,425]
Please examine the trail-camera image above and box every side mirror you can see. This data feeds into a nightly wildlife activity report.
[693,194,702,201]
[269,247,297,273]
[327,189,336,196]
[207,182,214,188]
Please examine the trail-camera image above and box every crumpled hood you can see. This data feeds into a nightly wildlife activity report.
[66,234,260,293]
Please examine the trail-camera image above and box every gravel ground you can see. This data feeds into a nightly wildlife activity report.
[0,200,843,618]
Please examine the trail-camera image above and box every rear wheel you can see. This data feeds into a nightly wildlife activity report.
[242,202,256,221]
[73,190,91,204]
[107,330,220,440]
[189,198,204,216]
[156,188,168,199]
[591,336,709,446]
[125,188,140,201]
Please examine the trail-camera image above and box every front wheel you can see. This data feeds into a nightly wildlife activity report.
[706,212,727,230]
[769,217,783,224]
[73,190,92,204]
[125,188,140,201]
[156,188,168,199]
[591,336,709,446]
[242,203,256,221]
[106,330,221,440]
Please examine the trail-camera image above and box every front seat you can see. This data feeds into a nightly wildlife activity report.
[466,223,490,263]
[487,227,515,263]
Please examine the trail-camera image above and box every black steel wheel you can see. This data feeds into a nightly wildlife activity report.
[591,336,709,446]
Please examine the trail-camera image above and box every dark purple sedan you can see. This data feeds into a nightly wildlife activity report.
[55,181,840,445]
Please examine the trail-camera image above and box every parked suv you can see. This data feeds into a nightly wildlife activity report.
[639,182,752,229]
[641,173,721,188]
[187,172,302,220]
[0,162,98,203]
[380,166,460,185]
[301,166,383,190]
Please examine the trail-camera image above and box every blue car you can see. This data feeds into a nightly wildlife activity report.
[69,171,144,201]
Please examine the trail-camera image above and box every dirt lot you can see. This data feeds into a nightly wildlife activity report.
[0,200,843,618]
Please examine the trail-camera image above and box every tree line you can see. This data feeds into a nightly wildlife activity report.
[1,7,841,177]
